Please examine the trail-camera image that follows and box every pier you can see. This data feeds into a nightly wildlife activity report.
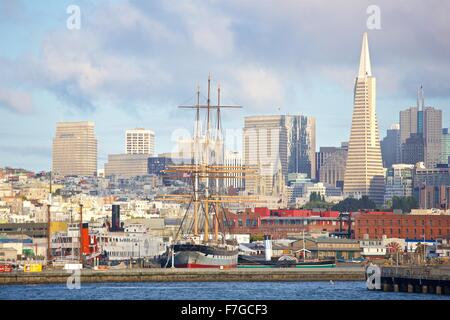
[0,267,365,285]
[380,266,450,295]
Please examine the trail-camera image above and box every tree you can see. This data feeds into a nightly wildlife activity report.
[391,196,418,213]
[331,196,377,212]
[302,192,332,210]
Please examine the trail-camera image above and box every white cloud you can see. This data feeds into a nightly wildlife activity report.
[0,88,33,113]
[227,67,284,111]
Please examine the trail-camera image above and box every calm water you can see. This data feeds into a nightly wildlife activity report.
[1,281,449,300]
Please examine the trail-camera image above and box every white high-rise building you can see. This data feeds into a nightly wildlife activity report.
[242,115,315,196]
[224,150,243,190]
[125,128,155,156]
[343,33,385,204]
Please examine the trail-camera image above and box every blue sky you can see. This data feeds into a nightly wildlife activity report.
[0,0,449,171]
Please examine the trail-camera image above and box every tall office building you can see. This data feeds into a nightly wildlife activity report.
[442,128,450,165]
[125,128,155,155]
[52,121,97,177]
[319,145,348,190]
[402,133,424,165]
[423,107,442,168]
[242,115,316,195]
[399,87,442,168]
[400,107,418,145]
[381,123,401,168]
[343,33,385,204]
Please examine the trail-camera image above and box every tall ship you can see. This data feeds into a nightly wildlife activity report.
[158,76,258,268]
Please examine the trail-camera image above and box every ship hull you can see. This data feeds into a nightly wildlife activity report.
[173,244,238,269]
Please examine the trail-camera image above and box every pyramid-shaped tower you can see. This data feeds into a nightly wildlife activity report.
[343,32,385,205]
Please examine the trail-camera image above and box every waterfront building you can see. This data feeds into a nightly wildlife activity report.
[104,154,151,177]
[384,164,414,204]
[243,115,316,195]
[359,235,406,259]
[354,212,450,240]
[343,33,385,204]
[226,208,354,239]
[290,237,361,260]
[381,124,401,168]
[442,128,450,165]
[52,121,97,177]
[125,128,155,156]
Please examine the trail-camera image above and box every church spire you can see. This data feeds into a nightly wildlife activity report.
[358,32,372,78]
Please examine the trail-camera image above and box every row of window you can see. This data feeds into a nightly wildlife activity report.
[361,219,449,227]
[359,228,448,236]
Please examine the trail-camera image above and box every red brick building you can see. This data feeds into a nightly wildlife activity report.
[354,212,450,240]
[224,208,353,239]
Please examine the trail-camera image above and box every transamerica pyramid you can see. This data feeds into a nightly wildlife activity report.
[343,32,385,205]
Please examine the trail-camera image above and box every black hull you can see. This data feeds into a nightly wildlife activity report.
[238,255,335,267]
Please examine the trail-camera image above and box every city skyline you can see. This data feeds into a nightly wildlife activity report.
[1,0,450,172]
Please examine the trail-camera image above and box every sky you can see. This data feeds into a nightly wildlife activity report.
[0,0,449,172]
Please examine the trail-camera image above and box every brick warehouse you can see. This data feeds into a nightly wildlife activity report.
[223,208,354,239]
[354,212,450,240]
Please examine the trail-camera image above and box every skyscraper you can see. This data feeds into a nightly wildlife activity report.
[423,107,442,168]
[399,87,442,168]
[125,128,155,155]
[52,121,97,177]
[400,107,418,145]
[381,123,401,168]
[442,128,450,165]
[401,133,424,165]
[319,145,348,190]
[242,115,315,195]
[343,33,385,204]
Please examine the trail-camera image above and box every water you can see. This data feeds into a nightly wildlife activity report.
[1,281,449,300]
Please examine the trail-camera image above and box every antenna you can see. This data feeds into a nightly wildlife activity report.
[207,73,211,135]
[217,81,221,133]
[417,85,425,111]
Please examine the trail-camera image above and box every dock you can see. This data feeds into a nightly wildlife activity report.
[0,267,365,285]
[379,266,450,295]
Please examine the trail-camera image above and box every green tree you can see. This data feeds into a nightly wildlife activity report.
[331,196,377,212]
[391,196,418,213]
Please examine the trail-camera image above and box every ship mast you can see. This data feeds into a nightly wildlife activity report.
[158,75,259,247]
[204,74,211,243]
[193,85,200,236]
[214,83,221,242]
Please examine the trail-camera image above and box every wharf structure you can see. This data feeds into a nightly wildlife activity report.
[0,267,365,285]
[376,265,450,295]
